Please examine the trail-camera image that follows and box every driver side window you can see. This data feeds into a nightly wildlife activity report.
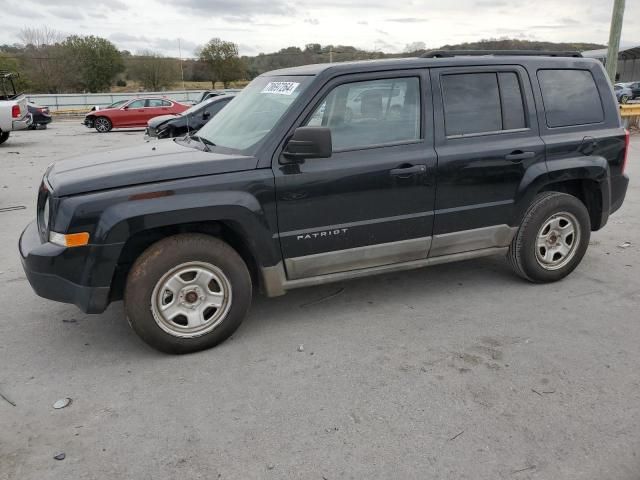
[305,77,421,151]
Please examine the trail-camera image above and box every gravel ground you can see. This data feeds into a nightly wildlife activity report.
[1,122,639,480]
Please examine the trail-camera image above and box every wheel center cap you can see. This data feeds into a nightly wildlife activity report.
[179,286,204,309]
[185,291,198,303]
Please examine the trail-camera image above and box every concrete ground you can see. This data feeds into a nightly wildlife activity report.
[0,122,638,480]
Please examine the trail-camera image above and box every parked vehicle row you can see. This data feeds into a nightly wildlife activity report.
[19,52,629,354]
[0,71,32,144]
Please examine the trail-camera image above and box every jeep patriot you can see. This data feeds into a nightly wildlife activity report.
[20,52,630,353]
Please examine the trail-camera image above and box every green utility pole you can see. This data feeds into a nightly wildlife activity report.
[605,0,625,83]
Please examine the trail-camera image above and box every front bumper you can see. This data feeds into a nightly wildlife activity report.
[33,114,52,125]
[12,113,32,131]
[144,126,158,140]
[83,117,94,128]
[19,220,116,314]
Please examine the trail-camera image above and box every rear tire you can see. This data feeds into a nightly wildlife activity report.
[124,234,252,354]
[508,192,590,283]
[0,131,9,144]
[94,116,112,133]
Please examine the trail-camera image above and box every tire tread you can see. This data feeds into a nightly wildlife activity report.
[508,191,578,282]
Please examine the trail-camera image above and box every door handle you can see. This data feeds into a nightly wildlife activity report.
[505,150,535,162]
[389,164,426,177]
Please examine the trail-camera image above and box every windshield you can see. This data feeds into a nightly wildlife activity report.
[197,76,313,152]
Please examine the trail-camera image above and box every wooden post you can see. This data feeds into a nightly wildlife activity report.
[606,0,625,83]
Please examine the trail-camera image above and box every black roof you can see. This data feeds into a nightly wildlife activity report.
[265,55,598,77]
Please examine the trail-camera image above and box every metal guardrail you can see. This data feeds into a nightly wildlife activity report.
[25,90,206,111]
[621,104,640,128]
[620,104,640,116]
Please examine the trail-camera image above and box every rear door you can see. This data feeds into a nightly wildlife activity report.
[274,70,437,280]
[120,99,146,127]
[143,99,167,124]
[430,65,545,256]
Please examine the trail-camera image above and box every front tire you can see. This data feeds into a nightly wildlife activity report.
[508,192,590,283]
[124,234,252,354]
[94,116,112,133]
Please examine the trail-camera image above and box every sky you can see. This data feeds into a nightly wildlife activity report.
[0,0,638,57]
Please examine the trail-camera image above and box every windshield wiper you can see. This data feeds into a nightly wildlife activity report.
[187,134,213,152]
[194,135,216,148]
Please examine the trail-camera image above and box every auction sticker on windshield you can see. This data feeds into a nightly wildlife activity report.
[261,82,300,95]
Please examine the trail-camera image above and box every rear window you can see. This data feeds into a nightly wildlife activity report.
[537,69,604,128]
[441,72,526,137]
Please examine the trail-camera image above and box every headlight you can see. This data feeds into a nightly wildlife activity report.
[36,179,51,242]
[42,196,50,230]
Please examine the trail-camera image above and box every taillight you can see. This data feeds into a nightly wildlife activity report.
[11,105,20,118]
[622,129,630,174]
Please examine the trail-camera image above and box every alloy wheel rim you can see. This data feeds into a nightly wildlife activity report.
[534,211,580,271]
[151,261,232,338]
[95,119,110,132]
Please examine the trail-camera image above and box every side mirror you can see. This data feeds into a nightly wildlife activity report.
[282,127,332,162]
[123,105,129,110]
[202,111,211,120]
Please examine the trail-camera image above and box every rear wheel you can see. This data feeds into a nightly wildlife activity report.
[124,234,252,354]
[94,116,112,133]
[0,131,9,144]
[508,192,590,283]
[620,94,630,104]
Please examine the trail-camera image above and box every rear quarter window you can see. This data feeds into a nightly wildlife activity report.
[537,69,604,128]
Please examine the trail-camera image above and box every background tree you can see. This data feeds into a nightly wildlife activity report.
[16,26,65,93]
[128,50,179,90]
[0,53,30,92]
[60,35,124,92]
[404,41,426,53]
[197,38,246,88]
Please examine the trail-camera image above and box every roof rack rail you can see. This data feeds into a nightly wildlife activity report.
[421,50,582,58]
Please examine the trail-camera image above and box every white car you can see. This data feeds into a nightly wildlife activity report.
[0,72,32,144]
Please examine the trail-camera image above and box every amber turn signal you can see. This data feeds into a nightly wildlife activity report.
[49,231,90,247]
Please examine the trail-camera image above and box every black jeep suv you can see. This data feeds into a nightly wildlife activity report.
[20,52,629,353]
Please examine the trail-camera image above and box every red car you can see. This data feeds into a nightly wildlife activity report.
[83,97,189,133]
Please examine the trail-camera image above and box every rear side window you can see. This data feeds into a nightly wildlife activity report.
[499,73,526,130]
[537,69,604,128]
[441,72,526,137]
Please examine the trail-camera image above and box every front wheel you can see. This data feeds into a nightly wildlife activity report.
[94,116,112,133]
[0,131,9,144]
[620,94,630,104]
[124,234,252,354]
[508,192,591,283]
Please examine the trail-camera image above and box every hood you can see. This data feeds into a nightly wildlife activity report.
[47,139,258,197]
[87,106,118,116]
[148,114,179,128]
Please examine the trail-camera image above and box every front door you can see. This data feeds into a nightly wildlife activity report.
[274,71,437,280]
[429,65,546,256]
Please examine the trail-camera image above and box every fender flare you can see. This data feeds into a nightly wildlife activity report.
[87,190,280,284]
[513,155,610,227]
